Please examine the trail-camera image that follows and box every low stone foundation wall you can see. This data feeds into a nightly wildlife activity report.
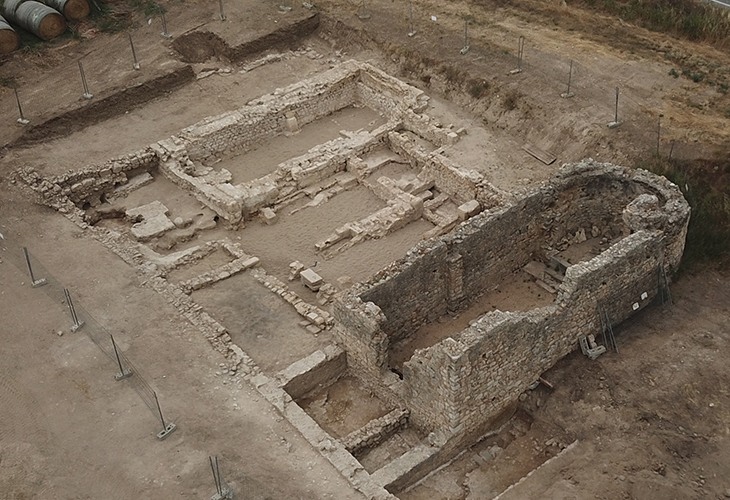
[341,408,410,456]
[279,346,347,400]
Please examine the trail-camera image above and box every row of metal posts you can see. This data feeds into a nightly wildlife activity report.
[20,246,176,440]
[19,244,242,495]
[9,0,665,136]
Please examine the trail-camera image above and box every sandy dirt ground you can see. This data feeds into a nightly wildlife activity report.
[399,272,730,500]
[1,0,730,498]
[0,194,366,500]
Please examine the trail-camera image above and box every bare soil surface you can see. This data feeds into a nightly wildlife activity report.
[191,271,333,374]
[300,375,392,438]
[398,273,730,500]
[0,195,365,500]
[2,0,730,497]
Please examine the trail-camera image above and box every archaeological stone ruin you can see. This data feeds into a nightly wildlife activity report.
[17,59,690,498]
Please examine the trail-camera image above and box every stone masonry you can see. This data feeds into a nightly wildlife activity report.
[15,59,692,498]
[333,159,690,449]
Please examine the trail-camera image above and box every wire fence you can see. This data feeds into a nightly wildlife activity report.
[0,235,176,440]
[359,0,717,161]
[4,0,709,162]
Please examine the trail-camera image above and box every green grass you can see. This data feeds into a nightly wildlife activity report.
[576,0,730,48]
[639,155,730,271]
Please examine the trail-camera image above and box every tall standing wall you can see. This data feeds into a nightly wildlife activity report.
[333,160,690,441]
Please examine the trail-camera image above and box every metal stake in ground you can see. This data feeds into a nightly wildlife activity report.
[77,61,93,100]
[110,334,133,381]
[460,19,469,55]
[154,391,177,440]
[656,114,663,155]
[160,11,172,38]
[14,87,29,125]
[357,0,370,20]
[128,33,140,70]
[22,247,46,287]
[218,0,226,21]
[407,2,416,37]
[561,59,575,98]
[510,36,524,74]
[209,456,234,500]
[607,86,621,128]
[63,288,85,332]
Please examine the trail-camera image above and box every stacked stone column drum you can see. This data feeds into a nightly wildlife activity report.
[333,160,690,447]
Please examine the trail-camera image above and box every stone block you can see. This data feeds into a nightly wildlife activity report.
[289,261,305,281]
[126,201,175,241]
[260,207,279,225]
[457,200,481,221]
[301,269,324,291]
[523,261,546,281]
[285,113,299,133]
[131,214,176,241]
[241,257,260,269]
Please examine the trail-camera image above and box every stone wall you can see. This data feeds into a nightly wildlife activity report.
[403,230,663,433]
[279,346,347,400]
[333,159,690,439]
[386,131,486,206]
[340,408,410,456]
[182,65,361,162]
[25,148,158,208]
[356,63,428,118]
[359,241,450,343]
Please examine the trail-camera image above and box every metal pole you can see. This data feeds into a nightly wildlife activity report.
[22,247,46,287]
[215,457,222,494]
[608,86,620,128]
[460,20,469,54]
[408,2,416,37]
[23,247,36,283]
[128,34,140,70]
[111,334,132,380]
[154,391,167,430]
[78,61,93,100]
[656,114,662,155]
[153,391,176,440]
[668,140,675,160]
[218,0,226,21]
[357,0,370,19]
[160,12,172,38]
[64,288,84,332]
[562,60,574,98]
[567,60,572,93]
[14,88,29,125]
[210,456,222,495]
[510,36,524,74]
